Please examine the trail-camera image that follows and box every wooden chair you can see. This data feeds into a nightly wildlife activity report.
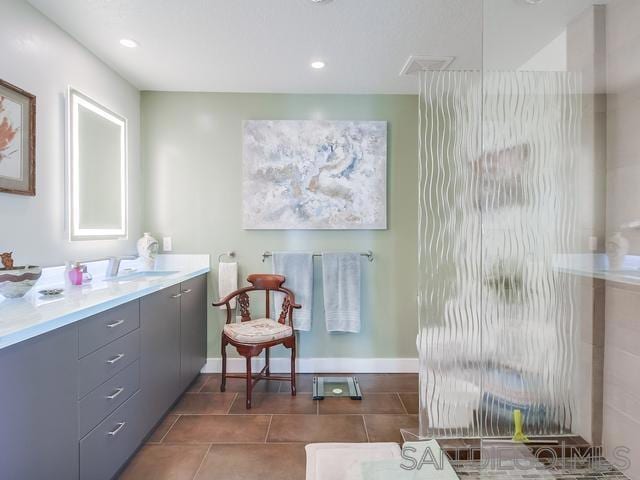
[212,274,301,409]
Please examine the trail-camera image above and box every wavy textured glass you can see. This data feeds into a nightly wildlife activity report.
[417,71,580,438]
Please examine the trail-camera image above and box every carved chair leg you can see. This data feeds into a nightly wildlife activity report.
[290,342,296,396]
[245,355,253,409]
[220,337,227,393]
[265,347,271,376]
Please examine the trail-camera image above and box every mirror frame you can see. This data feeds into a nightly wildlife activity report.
[67,87,128,241]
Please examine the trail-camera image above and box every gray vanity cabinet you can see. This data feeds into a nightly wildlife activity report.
[0,273,207,479]
[179,275,207,391]
[139,283,182,433]
[139,276,208,431]
[0,325,79,480]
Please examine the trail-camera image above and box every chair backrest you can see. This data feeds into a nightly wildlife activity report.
[214,274,298,326]
[247,274,285,290]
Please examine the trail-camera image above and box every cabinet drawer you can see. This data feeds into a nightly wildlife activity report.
[79,360,139,438]
[78,329,139,399]
[80,390,143,480]
[78,302,139,358]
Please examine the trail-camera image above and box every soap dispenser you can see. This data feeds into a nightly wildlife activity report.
[68,262,84,286]
[81,265,92,283]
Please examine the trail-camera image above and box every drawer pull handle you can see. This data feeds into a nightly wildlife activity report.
[106,387,124,400]
[106,319,125,329]
[106,353,125,365]
[107,422,126,437]
[181,288,192,294]
[170,293,182,299]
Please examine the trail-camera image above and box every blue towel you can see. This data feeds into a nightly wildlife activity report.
[321,252,361,333]
[272,252,313,331]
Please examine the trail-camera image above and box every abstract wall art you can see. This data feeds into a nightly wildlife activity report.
[242,120,387,230]
[0,79,35,196]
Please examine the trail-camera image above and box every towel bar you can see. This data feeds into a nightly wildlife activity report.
[261,251,373,263]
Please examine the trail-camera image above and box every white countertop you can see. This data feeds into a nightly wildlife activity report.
[554,253,640,286]
[0,254,210,351]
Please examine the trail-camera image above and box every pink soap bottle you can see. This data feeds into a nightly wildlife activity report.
[68,262,84,286]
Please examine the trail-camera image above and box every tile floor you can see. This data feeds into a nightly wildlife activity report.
[118,373,630,480]
[118,373,419,480]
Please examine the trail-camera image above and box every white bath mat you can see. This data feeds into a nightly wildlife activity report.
[305,443,401,480]
[305,441,459,480]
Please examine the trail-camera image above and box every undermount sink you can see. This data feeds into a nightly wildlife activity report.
[104,270,179,283]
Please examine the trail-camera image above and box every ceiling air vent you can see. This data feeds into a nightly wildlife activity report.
[399,55,455,76]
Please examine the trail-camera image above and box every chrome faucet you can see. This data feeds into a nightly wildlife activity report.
[105,255,138,278]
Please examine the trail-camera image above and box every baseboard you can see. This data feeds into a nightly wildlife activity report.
[201,357,418,374]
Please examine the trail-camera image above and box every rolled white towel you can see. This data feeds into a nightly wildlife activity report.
[218,262,238,309]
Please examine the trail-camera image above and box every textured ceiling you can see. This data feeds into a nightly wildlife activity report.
[27,0,598,94]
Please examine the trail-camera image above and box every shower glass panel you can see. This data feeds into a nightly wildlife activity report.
[480,2,603,473]
[417,70,483,439]
[418,70,581,438]
[479,70,580,438]
[418,1,602,459]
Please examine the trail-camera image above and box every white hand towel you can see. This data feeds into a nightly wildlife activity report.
[272,252,313,331]
[322,253,361,333]
[218,262,238,309]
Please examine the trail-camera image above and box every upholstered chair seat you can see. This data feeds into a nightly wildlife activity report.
[223,318,293,344]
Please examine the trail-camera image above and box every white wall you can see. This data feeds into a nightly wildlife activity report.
[0,0,141,267]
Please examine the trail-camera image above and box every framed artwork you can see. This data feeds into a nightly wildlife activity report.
[0,79,36,196]
[243,120,387,230]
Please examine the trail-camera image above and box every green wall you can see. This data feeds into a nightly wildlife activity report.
[141,92,419,359]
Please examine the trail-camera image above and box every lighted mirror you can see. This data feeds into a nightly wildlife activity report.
[67,88,127,240]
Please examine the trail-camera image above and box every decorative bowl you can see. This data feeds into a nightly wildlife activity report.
[0,266,42,298]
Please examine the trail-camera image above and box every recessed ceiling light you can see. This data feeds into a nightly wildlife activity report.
[311,61,326,69]
[119,38,139,48]
[310,0,333,4]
